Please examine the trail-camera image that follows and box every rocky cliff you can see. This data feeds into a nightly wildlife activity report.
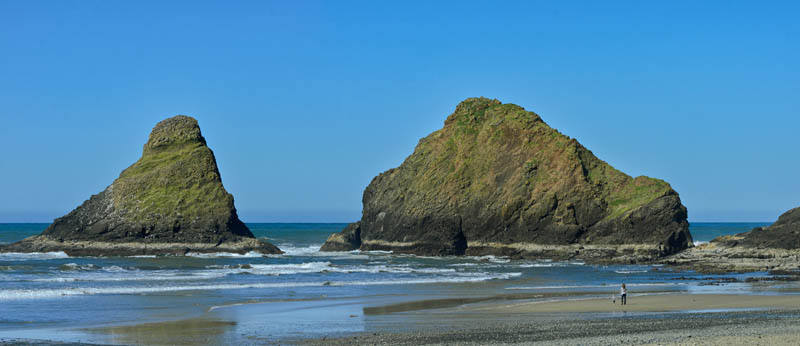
[321,98,692,262]
[718,207,800,249]
[1,116,281,256]
[662,207,800,273]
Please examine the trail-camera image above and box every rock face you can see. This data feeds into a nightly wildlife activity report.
[662,207,800,273]
[718,207,800,249]
[322,98,692,262]
[1,116,281,256]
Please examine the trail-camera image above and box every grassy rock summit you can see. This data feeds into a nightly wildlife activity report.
[1,115,281,256]
[322,97,692,262]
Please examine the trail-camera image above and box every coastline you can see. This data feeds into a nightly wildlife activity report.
[2,223,799,345]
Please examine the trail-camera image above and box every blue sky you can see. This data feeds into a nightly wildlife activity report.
[0,1,797,222]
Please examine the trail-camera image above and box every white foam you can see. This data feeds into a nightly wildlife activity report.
[33,277,78,282]
[614,270,649,274]
[449,263,480,267]
[518,263,555,268]
[693,241,709,246]
[185,251,266,258]
[59,263,100,271]
[268,246,371,259]
[246,262,460,275]
[0,252,69,261]
[11,260,489,284]
[0,273,521,300]
[362,250,393,254]
[32,268,230,283]
[467,255,511,263]
[248,262,334,275]
[103,265,133,273]
[275,244,322,256]
[0,251,70,261]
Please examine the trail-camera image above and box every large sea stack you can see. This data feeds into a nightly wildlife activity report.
[1,116,281,256]
[322,98,692,262]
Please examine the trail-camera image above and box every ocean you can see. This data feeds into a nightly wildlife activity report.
[0,222,788,344]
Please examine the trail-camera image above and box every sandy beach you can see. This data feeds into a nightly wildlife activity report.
[3,293,800,345]
[296,293,800,346]
[478,293,800,313]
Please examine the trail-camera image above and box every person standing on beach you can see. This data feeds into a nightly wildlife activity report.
[620,283,627,305]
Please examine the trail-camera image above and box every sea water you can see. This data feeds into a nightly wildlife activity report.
[0,222,785,343]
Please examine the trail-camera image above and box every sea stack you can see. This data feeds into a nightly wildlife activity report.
[1,116,281,256]
[321,97,692,262]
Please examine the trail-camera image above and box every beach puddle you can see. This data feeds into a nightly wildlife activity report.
[87,318,237,345]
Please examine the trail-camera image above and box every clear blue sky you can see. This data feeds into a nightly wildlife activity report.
[1,1,797,223]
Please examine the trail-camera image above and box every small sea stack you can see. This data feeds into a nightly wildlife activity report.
[322,97,692,263]
[1,116,281,256]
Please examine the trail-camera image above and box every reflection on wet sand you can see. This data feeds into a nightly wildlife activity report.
[89,319,236,346]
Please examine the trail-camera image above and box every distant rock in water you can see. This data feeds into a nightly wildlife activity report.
[663,208,800,273]
[715,207,800,249]
[1,116,281,256]
[322,98,692,262]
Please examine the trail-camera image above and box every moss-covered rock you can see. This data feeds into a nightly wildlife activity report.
[2,116,281,256]
[322,97,692,262]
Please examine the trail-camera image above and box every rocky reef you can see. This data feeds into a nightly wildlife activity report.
[1,116,281,256]
[322,97,692,262]
[661,207,800,273]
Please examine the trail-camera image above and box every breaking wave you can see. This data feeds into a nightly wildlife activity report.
[0,272,521,300]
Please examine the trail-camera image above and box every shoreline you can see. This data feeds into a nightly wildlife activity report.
[298,293,800,345]
[473,293,800,314]
[6,293,800,345]
[296,309,800,346]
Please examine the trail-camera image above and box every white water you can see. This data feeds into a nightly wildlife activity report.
[0,272,521,300]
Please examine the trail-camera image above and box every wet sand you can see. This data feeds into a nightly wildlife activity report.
[298,294,800,345]
[300,309,800,346]
[6,294,800,345]
[87,319,237,345]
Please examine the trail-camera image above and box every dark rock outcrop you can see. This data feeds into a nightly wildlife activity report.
[1,116,281,256]
[716,207,800,249]
[322,97,692,262]
[662,207,800,273]
[320,222,362,252]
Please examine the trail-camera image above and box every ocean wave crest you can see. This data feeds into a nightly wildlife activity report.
[0,252,69,261]
[0,273,521,300]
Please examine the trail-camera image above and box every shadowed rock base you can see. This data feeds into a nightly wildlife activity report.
[1,235,281,257]
[658,242,800,273]
[657,207,800,273]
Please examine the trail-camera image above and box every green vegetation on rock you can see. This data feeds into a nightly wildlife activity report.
[323,97,692,259]
[1,115,281,256]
